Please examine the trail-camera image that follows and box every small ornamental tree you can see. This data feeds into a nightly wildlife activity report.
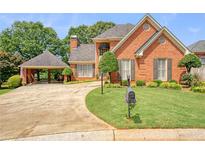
[98,51,119,83]
[62,67,72,82]
[178,53,202,73]
[178,53,202,87]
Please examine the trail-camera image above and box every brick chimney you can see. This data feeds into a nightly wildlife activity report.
[70,35,79,51]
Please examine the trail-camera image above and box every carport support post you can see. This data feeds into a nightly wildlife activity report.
[48,69,51,83]
[37,70,40,81]
[101,72,103,94]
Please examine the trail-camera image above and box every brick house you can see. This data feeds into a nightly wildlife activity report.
[69,14,192,83]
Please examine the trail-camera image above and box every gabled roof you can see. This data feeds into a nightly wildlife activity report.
[188,40,205,53]
[20,51,68,68]
[111,14,162,52]
[93,24,134,40]
[69,44,95,63]
[136,27,190,56]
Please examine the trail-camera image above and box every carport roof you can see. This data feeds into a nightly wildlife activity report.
[20,51,68,69]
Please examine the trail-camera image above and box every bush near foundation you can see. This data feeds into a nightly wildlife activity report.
[153,80,162,86]
[147,82,158,88]
[191,86,205,93]
[160,82,181,90]
[121,80,128,86]
[136,80,145,86]
[169,80,177,84]
[7,75,21,88]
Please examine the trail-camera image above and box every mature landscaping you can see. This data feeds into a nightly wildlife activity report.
[86,87,205,129]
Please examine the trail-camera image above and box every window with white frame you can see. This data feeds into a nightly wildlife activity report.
[121,60,131,80]
[157,59,167,81]
[77,64,93,77]
[201,57,205,65]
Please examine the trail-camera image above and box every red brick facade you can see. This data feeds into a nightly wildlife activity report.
[70,15,189,83]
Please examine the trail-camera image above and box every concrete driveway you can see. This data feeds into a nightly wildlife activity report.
[0,82,112,140]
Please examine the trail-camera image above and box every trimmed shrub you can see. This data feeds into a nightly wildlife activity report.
[7,75,21,88]
[122,80,128,86]
[105,83,122,88]
[136,80,145,86]
[147,82,158,88]
[159,82,170,88]
[153,80,162,86]
[168,83,182,90]
[181,73,193,86]
[200,82,205,86]
[191,86,205,93]
[62,67,72,76]
[160,82,181,90]
[169,80,177,84]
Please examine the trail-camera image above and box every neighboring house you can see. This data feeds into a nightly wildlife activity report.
[188,40,205,80]
[69,14,191,82]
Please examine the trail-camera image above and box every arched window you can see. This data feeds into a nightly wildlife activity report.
[99,43,110,56]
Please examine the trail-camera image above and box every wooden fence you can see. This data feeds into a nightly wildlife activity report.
[191,65,205,81]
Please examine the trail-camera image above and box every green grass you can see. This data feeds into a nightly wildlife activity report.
[86,87,205,129]
[0,89,12,95]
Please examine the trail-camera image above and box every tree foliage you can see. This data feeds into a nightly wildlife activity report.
[62,67,72,76]
[0,51,23,87]
[178,53,202,73]
[0,21,68,61]
[65,21,115,44]
[99,51,118,82]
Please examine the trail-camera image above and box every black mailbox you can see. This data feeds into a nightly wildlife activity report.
[125,87,136,104]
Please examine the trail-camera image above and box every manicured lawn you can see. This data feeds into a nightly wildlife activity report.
[86,87,205,129]
[0,89,12,95]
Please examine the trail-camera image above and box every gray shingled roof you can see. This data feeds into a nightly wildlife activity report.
[20,51,68,67]
[188,40,205,52]
[69,44,95,62]
[94,24,134,39]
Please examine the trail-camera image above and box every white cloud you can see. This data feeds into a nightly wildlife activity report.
[188,27,200,33]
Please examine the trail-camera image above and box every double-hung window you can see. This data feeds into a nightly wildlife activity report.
[121,60,131,80]
[157,59,167,81]
[77,64,93,77]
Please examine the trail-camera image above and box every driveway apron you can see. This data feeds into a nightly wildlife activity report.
[0,82,112,140]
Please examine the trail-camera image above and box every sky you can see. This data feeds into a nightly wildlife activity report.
[0,13,204,46]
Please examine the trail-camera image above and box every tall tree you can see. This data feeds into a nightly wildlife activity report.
[0,21,68,61]
[65,21,115,44]
[0,51,23,88]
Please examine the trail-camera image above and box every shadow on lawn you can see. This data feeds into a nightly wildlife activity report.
[132,113,142,123]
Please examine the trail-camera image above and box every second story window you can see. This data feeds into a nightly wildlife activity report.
[99,43,110,56]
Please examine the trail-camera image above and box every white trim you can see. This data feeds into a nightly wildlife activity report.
[136,27,191,56]
[111,14,162,53]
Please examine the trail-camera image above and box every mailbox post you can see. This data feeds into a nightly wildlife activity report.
[101,72,103,94]
[125,76,136,118]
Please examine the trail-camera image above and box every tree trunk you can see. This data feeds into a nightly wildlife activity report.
[109,72,112,83]
[187,67,191,74]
